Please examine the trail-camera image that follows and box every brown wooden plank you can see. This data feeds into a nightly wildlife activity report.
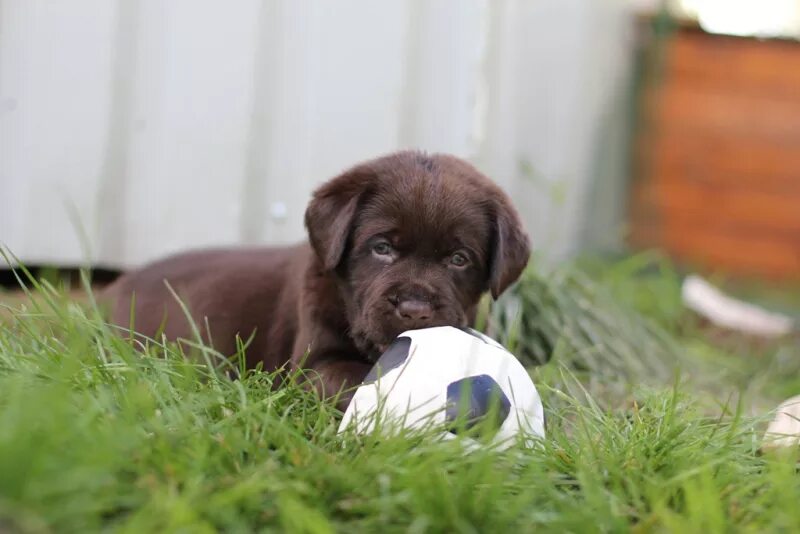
[649,133,800,195]
[653,85,800,142]
[651,178,800,234]
[665,32,800,99]
[661,221,800,278]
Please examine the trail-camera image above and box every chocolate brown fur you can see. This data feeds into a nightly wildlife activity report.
[102,151,530,408]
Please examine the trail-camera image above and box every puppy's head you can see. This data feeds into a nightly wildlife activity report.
[305,151,530,359]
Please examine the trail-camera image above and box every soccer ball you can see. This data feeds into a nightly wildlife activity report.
[338,326,545,449]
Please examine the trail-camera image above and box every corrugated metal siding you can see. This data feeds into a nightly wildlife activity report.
[0,0,635,268]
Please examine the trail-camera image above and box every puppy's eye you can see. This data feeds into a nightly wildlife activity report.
[450,252,470,268]
[372,242,394,256]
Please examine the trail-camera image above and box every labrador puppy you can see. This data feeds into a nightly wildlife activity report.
[102,151,530,408]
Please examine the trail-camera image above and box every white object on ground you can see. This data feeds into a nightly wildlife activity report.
[338,326,545,450]
[763,395,800,449]
[681,275,795,338]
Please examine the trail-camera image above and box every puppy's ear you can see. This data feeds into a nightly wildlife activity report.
[488,194,531,299]
[305,167,374,271]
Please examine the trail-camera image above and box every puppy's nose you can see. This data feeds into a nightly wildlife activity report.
[396,299,433,322]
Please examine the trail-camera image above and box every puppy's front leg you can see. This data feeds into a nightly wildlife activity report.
[291,326,371,411]
[305,358,372,412]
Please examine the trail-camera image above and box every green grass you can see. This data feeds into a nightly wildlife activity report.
[2,255,800,532]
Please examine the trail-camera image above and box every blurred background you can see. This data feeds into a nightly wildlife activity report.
[5,4,800,528]
[1,0,799,284]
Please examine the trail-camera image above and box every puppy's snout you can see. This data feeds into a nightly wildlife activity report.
[396,299,433,322]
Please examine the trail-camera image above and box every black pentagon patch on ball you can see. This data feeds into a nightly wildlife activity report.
[445,374,511,435]
[361,336,413,385]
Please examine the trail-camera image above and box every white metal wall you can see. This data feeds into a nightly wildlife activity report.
[0,0,635,268]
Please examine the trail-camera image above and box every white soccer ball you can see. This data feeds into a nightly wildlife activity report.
[338,326,545,449]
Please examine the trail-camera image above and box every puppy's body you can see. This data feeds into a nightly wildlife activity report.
[103,245,316,369]
[103,151,530,406]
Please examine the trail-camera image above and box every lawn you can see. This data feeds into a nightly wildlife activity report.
[1,254,799,533]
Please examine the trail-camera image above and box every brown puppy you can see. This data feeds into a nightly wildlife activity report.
[102,151,530,407]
